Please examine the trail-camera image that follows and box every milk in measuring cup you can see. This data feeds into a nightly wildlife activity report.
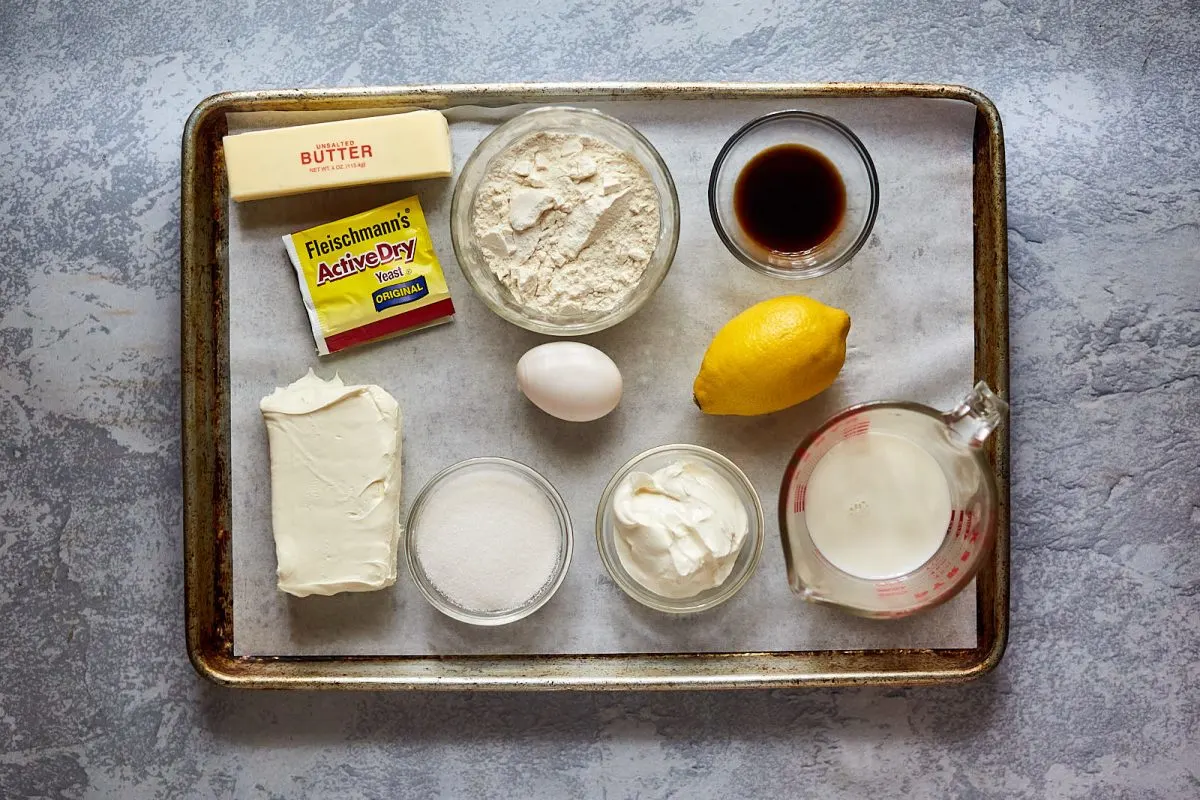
[804,431,951,580]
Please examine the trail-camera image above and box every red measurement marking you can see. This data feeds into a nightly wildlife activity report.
[946,510,968,540]
[793,483,807,513]
[958,511,975,542]
[875,583,908,597]
[946,567,960,579]
[933,582,945,591]
[841,419,871,439]
[960,551,971,562]
[914,590,929,600]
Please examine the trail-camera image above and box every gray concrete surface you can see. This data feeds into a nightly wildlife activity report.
[1,0,1197,797]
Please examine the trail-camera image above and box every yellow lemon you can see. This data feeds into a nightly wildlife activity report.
[693,296,850,416]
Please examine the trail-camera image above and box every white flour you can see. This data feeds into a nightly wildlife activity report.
[471,132,660,316]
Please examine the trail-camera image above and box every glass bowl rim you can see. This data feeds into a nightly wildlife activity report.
[707,109,880,280]
[594,443,765,614]
[405,456,574,626]
[449,105,681,335]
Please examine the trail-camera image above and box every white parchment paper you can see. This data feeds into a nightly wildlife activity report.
[227,97,979,656]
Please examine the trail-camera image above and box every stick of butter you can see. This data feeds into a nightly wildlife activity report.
[260,370,402,597]
[223,110,452,201]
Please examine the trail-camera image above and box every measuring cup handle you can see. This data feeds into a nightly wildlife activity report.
[943,382,1009,447]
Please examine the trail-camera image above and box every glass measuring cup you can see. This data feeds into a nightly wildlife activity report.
[779,382,1008,618]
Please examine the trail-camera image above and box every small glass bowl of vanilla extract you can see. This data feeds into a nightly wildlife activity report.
[709,110,879,279]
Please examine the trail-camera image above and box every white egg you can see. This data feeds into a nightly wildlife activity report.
[517,342,623,422]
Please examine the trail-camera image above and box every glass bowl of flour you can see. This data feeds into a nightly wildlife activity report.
[451,107,680,335]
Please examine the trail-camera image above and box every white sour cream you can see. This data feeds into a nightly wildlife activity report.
[612,460,749,598]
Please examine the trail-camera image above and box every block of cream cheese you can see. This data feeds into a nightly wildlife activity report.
[260,370,402,597]
[223,110,452,201]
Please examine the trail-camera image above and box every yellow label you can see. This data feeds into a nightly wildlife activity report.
[282,196,454,354]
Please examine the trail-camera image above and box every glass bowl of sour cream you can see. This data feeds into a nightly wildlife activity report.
[595,444,764,614]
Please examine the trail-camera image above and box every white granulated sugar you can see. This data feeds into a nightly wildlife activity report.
[471,131,661,316]
[414,468,562,613]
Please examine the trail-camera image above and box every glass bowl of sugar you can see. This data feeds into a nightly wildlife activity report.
[405,457,573,626]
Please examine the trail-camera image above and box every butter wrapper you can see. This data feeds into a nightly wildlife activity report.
[282,197,454,355]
